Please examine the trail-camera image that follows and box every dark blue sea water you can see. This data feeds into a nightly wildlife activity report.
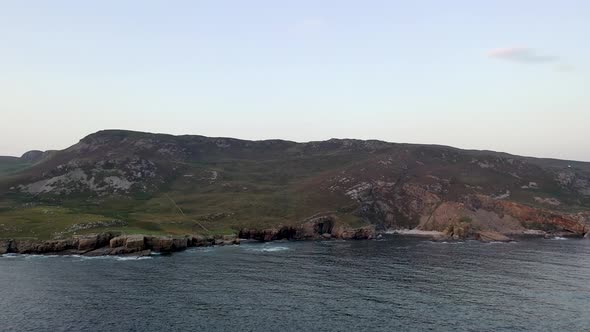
[1,236,590,331]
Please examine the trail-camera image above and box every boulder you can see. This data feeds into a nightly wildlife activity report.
[77,237,99,251]
[222,234,239,245]
[109,236,127,248]
[109,235,145,252]
[443,224,471,240]
[75,233,114,251]
[125,235,145,250]
[351,226,376,240]
[334,226,376,240]
[191,235,208,247]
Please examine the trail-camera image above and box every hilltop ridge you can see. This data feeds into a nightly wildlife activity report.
[0,129,588,241]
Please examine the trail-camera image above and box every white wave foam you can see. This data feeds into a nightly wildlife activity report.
[244,245,290,252]
[24,254,61,259]
[261,246,289,252]
[550,237,568,240]
[115,256,152,261]
[1,253,19,258]
[78,255,152,261]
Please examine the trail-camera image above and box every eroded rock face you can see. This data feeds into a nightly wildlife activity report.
[145,236,173,252]
[125,235,145,250]
[75,233,115,251]
[468,195,587,235]
[3,239,74,254]
[142,236,191,253]
[191,235,211,247]
[108,234,146,254]
[239,215,376,242]
[411,193,588,238]
[221,234,240,245]
[172,238,188,251]
[0,240,13,254]
[0,232,241,256]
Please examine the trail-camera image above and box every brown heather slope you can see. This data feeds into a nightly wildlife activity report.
[0,129,589,241]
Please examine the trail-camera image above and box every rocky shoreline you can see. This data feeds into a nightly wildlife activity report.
[0,216,379,257]
[0,233,241,257]
[2,213,589,256]
[2,225,587,257]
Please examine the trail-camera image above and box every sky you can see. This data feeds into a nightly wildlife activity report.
[1,0,589,161]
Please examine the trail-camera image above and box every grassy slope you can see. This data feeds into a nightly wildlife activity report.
[0,151,369,239]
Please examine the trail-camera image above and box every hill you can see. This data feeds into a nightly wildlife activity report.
[0,129,589,240]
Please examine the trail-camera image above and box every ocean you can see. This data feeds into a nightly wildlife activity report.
[1,236,589,331]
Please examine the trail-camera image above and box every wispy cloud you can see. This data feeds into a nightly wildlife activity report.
[487,47,559,64]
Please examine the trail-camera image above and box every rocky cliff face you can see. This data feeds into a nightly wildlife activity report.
[0,232,241,256]
[239,215,376,241]
[1,130,589,240]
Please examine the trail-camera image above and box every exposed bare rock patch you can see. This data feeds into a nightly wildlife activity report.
[534,197,561,206]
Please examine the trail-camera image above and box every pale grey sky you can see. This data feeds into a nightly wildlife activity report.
[1,1,589,161]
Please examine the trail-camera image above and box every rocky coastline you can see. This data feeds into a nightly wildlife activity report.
[0,216,379,257]
[2,222,587,257]
[0,233,240,257]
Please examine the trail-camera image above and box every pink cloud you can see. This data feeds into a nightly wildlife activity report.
[487,47,558,63]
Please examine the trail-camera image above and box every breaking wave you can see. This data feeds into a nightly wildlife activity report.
[243,245,290,252]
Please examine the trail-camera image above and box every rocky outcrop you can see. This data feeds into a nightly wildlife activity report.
[20,150,53,164]
[0,234,116,255]
[239,215,376,242]
[414,194,587,239]
[108,234,146,254]
[332,225,376,240]
[442,222,472,240]
[0,232,242,256]
[0,240,13,254]
[502,205,584,234]
[13,239,74,254]
[143,236,170,252]
[191,235,210,247]
[74,233,115,251]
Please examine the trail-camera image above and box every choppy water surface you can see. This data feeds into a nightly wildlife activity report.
[1,237,590,331]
